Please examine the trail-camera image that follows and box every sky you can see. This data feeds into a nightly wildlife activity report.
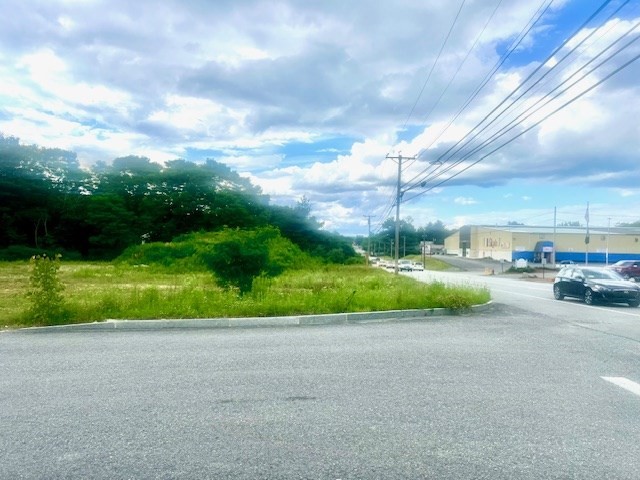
[1,0,640,236]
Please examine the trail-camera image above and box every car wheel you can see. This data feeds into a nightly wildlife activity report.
[584,289,594,305]
[553,284,564,300]
[629,300,640,307]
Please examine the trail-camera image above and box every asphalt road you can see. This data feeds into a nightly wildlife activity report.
[2,267,640,479]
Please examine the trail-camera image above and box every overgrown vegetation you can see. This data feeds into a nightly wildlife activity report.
[1,257,489,329]
[118,228,320,293]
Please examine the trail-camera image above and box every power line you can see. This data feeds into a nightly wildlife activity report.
[404,0,555,187]
[419,0,630,177]
[417,0,505,131]
[403,8,640,195]
[401,0,467,130]
[403,48,640,203]
[415,0,614,173]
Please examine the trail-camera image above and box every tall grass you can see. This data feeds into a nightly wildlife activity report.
[0,262,490,328]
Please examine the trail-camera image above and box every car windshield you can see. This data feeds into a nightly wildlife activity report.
[582,268,624,280]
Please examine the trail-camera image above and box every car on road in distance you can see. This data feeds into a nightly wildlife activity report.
[555,259,576,268]
[398,259,413,271]
[608,259,640,280]
[553,265,640,307]
[411,262,425,271]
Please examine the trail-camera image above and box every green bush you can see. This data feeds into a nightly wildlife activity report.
[204,238,268,294]
[202,227,296,295]
[24,254,69,324]
[118,227,313,295]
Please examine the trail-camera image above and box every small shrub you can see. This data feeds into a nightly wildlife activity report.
[25,254,69,324]
[204,238,269,295]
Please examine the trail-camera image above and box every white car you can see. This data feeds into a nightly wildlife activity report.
[398,260,413,271]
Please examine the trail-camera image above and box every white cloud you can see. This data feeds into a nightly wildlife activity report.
[454,197,478,205]
[1,1,640,235]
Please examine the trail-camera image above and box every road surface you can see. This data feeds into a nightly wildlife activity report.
[1,265,639,479]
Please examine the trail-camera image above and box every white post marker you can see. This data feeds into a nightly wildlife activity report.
[602,377,640,397]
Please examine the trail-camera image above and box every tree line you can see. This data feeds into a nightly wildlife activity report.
[0,134,355,262]
[355,218,454,258]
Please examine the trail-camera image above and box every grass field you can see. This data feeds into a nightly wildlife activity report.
[0,258,490,329]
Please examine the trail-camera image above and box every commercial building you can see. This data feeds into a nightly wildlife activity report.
[444,225,640,264]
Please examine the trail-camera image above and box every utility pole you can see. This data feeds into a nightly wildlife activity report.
[585,202,590,265]
[552,207,557,266]
[386,153,416,274]
[363,215,374,263]
[606,217,611,265]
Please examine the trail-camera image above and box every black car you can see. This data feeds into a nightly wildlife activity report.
[553,266,640,307]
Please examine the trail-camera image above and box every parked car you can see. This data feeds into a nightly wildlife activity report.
[553,266,640,307]
[555,259,576,268]
[608,260,640,280]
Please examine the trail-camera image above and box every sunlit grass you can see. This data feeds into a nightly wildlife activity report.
[0,261,490,328]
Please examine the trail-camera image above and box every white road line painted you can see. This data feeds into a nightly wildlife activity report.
[602,377,640,397]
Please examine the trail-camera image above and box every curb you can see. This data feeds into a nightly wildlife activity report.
[11,302,493,333]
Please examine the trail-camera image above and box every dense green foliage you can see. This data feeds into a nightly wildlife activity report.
[119,227,316,294]
[0,134,355,262]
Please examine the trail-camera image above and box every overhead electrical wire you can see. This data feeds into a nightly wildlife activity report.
[375,0,469,231]
[377,0,551,229]
[408,25,640,200]
[403,0,632,196]
[412,0,631,183]
[401,0,506,175]
[426,0,615,160]
[401,0,467,132]
[406,0,615,190]
[411,10,640,193]
[414,0,505,143]
[402,48,640,203]
[430,18,640,178]
[403,0,555,188]
[377,0,637,231]
[400,0,467,174]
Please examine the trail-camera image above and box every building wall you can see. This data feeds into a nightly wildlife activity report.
[444,231,461,256]
[446,226,640,263]
[476,227,512,261]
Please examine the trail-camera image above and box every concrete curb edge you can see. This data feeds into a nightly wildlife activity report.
[12,301,493,332]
